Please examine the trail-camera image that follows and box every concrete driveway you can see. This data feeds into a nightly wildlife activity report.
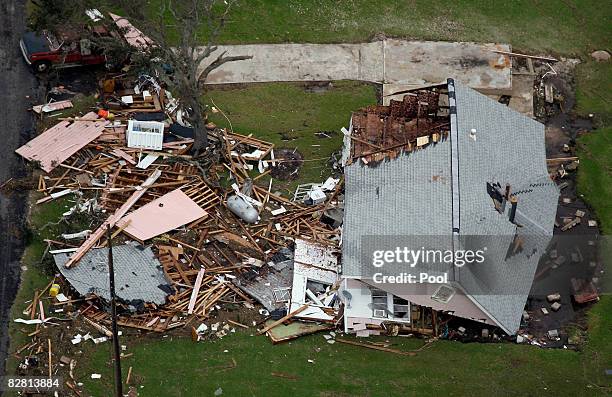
[201,39,512,93]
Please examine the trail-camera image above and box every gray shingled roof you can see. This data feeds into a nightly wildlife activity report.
[342,79,558,334]
[54,244,171,307]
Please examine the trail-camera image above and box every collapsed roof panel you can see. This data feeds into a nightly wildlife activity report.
[109,13,154,50]
[451,79,559,334]
[53,244,171,307]
[342,143,453,278]
[293,238,339,271]
[15,112,106,172]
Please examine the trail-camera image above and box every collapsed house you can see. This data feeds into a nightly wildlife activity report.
[14,66,348,338]
[340,79,559,336]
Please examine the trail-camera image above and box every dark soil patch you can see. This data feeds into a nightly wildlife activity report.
[304,81,334,93]
[43,67,101,101]
[270,148,304,181]
[280,131,297,141]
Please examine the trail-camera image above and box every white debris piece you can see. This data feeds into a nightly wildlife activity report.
[61,230,92,240]
[241,149,266,161]
[321,177,339,191]
[270,206,287,216]
[307,188,327,204]
[55,293,68,302]
[136,153,160,169]
[85,9,104,21]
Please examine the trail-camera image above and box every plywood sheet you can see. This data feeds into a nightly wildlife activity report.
[117,189,207,241]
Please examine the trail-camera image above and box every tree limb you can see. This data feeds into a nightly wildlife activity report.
[197,51,253,86]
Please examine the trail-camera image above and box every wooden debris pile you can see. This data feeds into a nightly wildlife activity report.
[347,84,451,165]
[16,72,344,340]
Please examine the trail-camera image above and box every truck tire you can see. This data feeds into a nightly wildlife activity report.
[33,61,51,73]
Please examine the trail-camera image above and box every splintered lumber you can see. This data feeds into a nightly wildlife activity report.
[257,305,309,335]
[547,156,578,163]
[64,170,161,268]
[187,268,205,314]
[111,148,136,165]
[31,290,39,320]
[83,317,113,337]
[48,339,52,378]
[126,366,133,384]
[335,338,417,356]
[227,319,249,329]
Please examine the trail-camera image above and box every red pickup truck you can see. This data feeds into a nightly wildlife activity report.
[20,27,109,73]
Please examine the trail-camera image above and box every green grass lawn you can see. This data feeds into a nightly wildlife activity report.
[77,316,611,397]
[148,0,609,55]
[577,127,612,234]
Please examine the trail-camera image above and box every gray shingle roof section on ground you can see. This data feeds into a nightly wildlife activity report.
[342,80,558,335]
[54,244,171,306]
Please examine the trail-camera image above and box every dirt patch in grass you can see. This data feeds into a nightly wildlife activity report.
[270,148,304,181]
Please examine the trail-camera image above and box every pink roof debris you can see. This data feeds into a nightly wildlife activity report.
[109,13,155,50]
[15,112,106,173]
[117,189,207,241]
[32,99,73,114]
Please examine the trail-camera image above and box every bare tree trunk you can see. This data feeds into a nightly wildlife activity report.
[123,0,253,154]
[190,99,208,154]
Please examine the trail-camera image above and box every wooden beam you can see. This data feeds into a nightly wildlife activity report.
[48,339,52,378]
[335,338,417,356]
[257,304,309,335]
[546,156,578,163]
[491,50,558,62]
[187,268,205,314]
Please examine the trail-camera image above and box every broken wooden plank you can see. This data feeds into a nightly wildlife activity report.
[187,268,205,315]
[335,338,417,356]
[491,50,558,62]
[257,304,309,335]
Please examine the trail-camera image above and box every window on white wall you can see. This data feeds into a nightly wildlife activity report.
[393,296,410,319]
[369,288,411,321]
[371,288,388,318]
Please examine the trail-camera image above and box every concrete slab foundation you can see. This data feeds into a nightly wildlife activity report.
[200,40,512,93]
